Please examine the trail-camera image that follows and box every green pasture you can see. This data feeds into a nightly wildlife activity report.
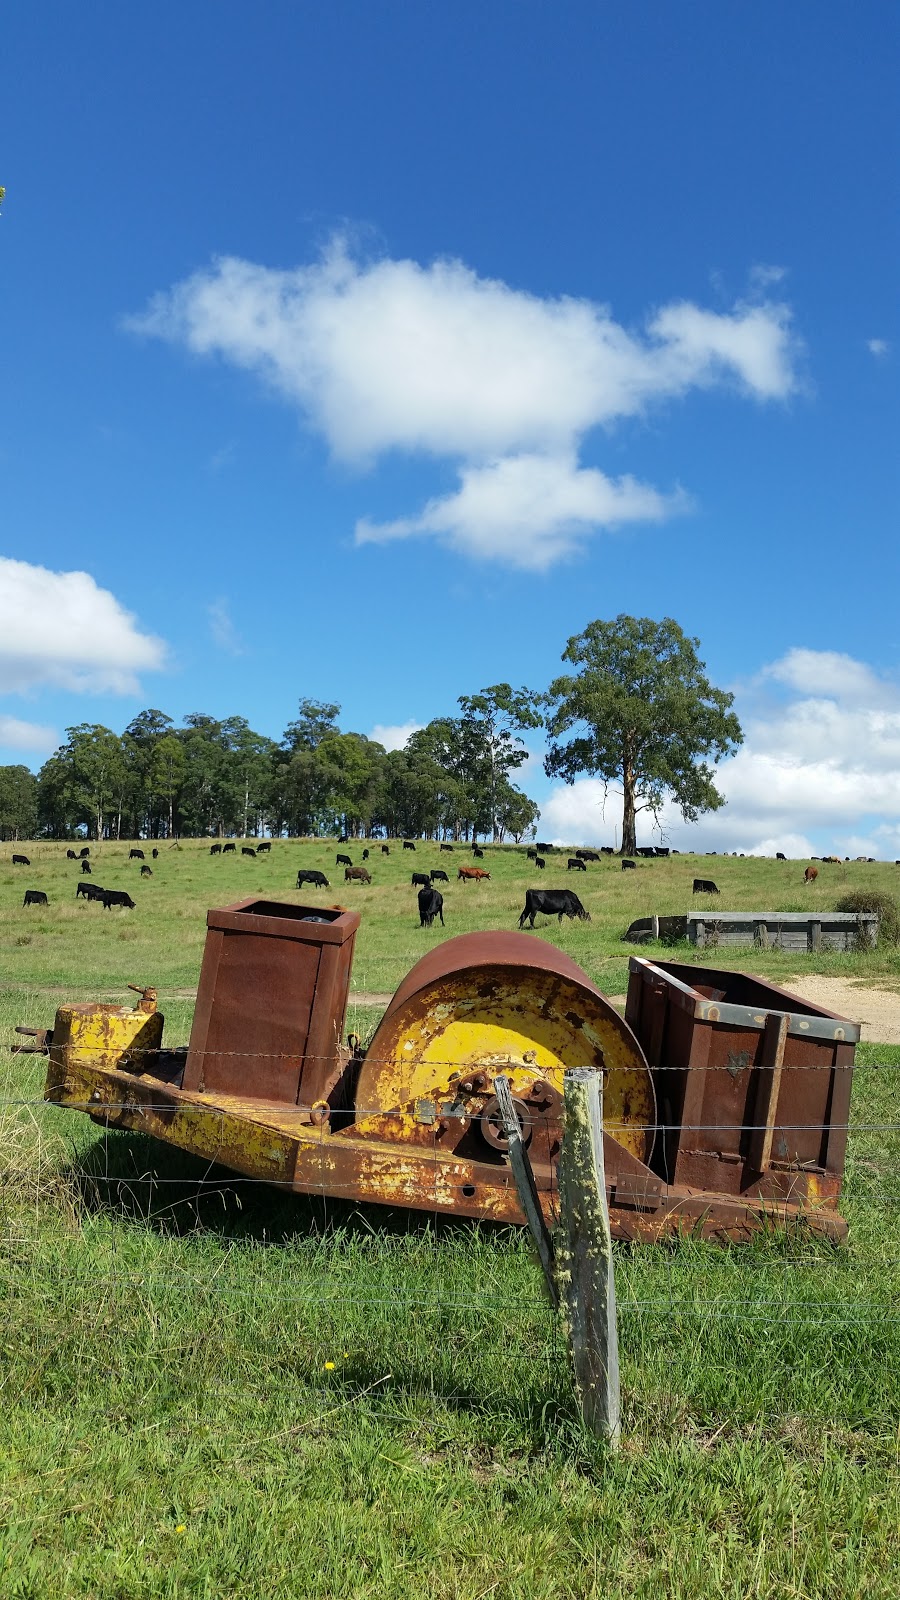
[2,836,900,1007]
[1,840,900,1597]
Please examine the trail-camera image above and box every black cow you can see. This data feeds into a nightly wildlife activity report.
[527,848,537,860]
[297,870,329,889]
[473,847,484,859]
[411,872,431,888]
[140,865,152,877]
[653,847,670,858]
[534,856,546,869]
[418,887,444,928]
[577,849,600,862]
[79,847,90,858]
[535,842,552,854]
[81,860,92,874]
[362,849,369,860]
[23,890,48,907]
[636,847,655,858]
[600,847,614,856]
[693,879,720,895]
[152,848,159,859]
[338,834,349,844]
[336,853,352,867]
[621,859,636,870]
[430,869,449,883]
[567,857,587,871]
[519,890,590,928]
[12,854,30,866]
[66,849,77,860]
[242,847,256,858]
[440,843,454,853]
[129,849,144,860]
[776,852,786,861]
[257,841,271,853]
[210,844,221,855]
[102,890,136,911]
[403,841,416,851]
[381,845,390,855]
[76,881,103,900]
[223,843,236,853]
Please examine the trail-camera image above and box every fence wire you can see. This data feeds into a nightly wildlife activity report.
[2,1037,900,1433]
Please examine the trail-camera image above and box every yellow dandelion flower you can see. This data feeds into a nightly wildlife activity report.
[176,1525,187,1534]
[324,1360,336,1371]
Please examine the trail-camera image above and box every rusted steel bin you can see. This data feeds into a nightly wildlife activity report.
[626,957,858,1210]
[182,899,360,1107]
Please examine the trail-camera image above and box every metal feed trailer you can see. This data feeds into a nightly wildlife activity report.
[18,897,859,1243]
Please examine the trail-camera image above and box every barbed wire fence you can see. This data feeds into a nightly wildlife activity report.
[2,1020,899,1453]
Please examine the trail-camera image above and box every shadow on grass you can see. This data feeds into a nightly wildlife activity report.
[65,1125,521,1247]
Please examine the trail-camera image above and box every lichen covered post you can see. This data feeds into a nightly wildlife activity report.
[555,1066,620,1445]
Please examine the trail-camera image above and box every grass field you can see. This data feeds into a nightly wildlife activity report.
[2,839,900,1597]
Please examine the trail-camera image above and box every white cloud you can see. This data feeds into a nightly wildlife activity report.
[539,777,622,849]
[867,338,890,358]
[0,715,57,753]
[127,240,801,569]
[763,647,894,706]
[749,263,788,291]
[357,453,687,569]
[0,557,166,694]
[208,597,245,656]
[368,720,423,751]
[538,647,900,857]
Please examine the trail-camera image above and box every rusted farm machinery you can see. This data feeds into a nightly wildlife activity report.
[19,897,859,1242]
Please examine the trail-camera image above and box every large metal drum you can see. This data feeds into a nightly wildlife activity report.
[356,931,655,1162]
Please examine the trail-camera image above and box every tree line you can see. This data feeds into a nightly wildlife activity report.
[0,617,743,853]
[0,687,543,844]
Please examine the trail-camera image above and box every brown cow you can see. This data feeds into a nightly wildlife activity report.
[345,866,372,884]
[458,866,490,882]
[804,865,818,883]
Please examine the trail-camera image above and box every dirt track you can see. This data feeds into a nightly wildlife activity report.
[779,975,900,1045]
[609,977,900,1044]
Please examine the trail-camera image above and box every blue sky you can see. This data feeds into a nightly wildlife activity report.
[1,2,897,853]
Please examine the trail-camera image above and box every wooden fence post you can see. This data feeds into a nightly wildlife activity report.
[555,1066,621,1446]
[496,1067,621,1445]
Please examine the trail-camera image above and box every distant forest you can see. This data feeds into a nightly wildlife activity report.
[0,689,542,843]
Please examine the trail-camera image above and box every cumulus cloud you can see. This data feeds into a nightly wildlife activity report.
[127,241,801,568]
[867,338,890,358]
[0,714,57,753]
[763,647,895,707]
[539,647,900,856]
[368,720,423,751]
[357,453,688,570]
[0,557,166,694]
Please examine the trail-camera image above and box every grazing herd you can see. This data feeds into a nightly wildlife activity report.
[4,839,888,935]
